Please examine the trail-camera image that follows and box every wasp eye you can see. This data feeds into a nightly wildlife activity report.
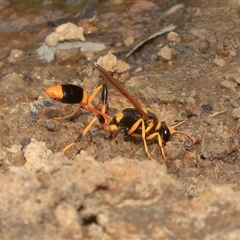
[160,123,170,142]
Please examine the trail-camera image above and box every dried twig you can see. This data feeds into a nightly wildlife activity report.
[209,109,228,117]
[125,4,184,59]
[126,25,176,59]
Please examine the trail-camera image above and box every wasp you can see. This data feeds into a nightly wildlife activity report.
[45,64,195,165]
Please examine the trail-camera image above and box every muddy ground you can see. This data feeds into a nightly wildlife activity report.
[1,0,240,239]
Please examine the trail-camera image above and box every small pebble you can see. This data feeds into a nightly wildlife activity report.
[44,119,59,132]
[54,48,82,65]
[213,58,226,67]
[167,31,181,44]
[220,80,237,91]
[78,16,98,34]
[218,43,234,56]
[157,45,174,61]
[201,104,212,113]
[83,50,96,62]
[232,107,240,120]
[97,51,130,73]
[7,49,24,63]
[124,36,134,47]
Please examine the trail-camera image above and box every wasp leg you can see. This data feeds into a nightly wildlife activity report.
[61,84,112,153]
[61,116,99,152]
[169,119,195,146]
[82,84,112,121]
[88,84,104,104]
[126,118,154,160]
[54,104,82,120]
[145,132,169,165]
[127,117,169,164]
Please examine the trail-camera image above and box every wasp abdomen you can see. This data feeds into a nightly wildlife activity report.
[44,84,87,104]
[61,84,86,104]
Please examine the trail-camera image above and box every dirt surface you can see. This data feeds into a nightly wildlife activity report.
[1,0,240,239]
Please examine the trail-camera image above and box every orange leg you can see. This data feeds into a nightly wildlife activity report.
[126,118,154,161]
[54,104,82,120]
[61,85,112,153]
[61,116,99,152]
[145,132,169,165]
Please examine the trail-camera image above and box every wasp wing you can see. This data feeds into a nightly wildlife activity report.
[95,64,149,120]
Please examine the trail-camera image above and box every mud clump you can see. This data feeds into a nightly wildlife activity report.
[1,151,240,239]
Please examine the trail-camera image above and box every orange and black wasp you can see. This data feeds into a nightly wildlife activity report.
[44,64,195,165]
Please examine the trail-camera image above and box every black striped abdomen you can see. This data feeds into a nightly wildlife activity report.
[61,85,84,103]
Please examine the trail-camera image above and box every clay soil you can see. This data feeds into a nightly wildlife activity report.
[1,0,240,239]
